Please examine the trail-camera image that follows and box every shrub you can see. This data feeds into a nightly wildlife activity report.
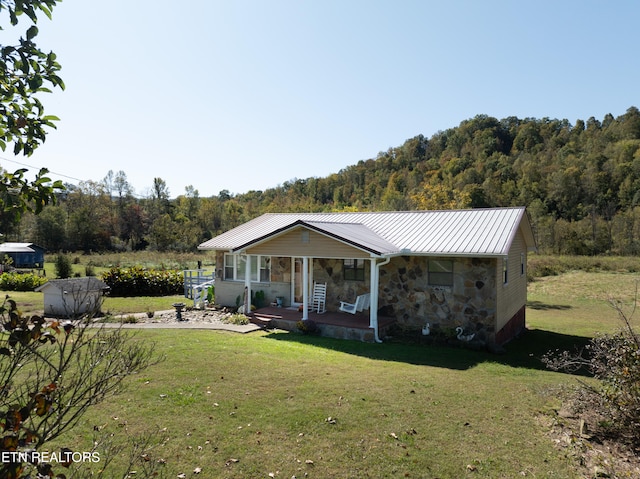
[54,254,73,279]
[223,313,250,325]
[253,290,265,308]
[101,266,183,297]
[543,293,640,447]
[296,319,319,335]
[0,272,48,291]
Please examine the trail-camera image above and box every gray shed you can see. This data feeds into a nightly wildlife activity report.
[35,277,109,317]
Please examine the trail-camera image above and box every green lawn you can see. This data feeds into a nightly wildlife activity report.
[54,329,579,479]
[15,270,640,477]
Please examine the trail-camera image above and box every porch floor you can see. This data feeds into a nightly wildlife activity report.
[250,306,395,342]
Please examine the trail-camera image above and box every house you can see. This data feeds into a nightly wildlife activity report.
[198,207,536,345]
[35,277,110,317]
[0,242,45,269]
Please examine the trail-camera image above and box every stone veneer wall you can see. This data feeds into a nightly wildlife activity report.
[376,256,498,343]
[215,252,499,343]
[312,258,371,310]
[310,256,497,342]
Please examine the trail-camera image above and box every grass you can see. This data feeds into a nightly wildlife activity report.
[43,269,640,478]
[6,257,639,477]
[53,330,578,479]
[1,290,186,316]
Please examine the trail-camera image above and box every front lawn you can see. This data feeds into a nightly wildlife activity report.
[19,270,640,477]
[51,330,581,478]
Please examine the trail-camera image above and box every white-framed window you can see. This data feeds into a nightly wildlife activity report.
[428,259,454,286]
[520,252,525,276]
[224,254,271,282]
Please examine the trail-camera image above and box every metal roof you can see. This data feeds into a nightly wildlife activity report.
[0,242,38,253]
[198,207,536,257]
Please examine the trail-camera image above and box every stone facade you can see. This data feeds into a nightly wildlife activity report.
[215,252,500,343]
[377,256,497,343]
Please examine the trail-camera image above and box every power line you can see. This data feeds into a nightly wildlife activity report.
[0,156,149,199]
[0,156,84,183]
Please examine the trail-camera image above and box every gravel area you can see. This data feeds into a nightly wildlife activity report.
[103,308,262,332]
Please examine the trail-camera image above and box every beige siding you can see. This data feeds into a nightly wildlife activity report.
[247,227,370,258]
[496,228,528,331]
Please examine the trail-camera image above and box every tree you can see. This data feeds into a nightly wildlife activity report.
[33,204,66,250]
[0,0,65,228]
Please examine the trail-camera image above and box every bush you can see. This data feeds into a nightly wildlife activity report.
[528,254,640,279]
[0,272,48,291]
[544,294,640,447]
[101,266,183,297]
[296,319,319,335]
[222,313,250,325]
[54,254,73,279]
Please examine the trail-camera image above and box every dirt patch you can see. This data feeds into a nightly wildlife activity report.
[541,389,640,478]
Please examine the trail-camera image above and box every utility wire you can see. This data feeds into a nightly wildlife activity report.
[0,156,84,183]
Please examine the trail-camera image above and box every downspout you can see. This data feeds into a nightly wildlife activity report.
[370,256,391,343]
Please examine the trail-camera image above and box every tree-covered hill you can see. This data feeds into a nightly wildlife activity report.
[229,106,640,255]
[8,107,640,256]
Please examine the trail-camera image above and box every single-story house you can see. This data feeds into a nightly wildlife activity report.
[0,242,45,268]
[198,207,536,345]
[35,277,110,317]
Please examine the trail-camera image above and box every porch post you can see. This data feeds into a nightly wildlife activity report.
[369,258,378,329]
[244,254,251,315]
[302,256,309,320]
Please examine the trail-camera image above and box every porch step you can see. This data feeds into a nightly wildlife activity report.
[251,312,282,328]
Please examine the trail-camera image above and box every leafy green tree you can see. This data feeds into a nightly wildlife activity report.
[0,0,65,228]
[0,0,64,155]
[33,204,66,250]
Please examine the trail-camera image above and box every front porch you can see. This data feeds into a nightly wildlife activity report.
[251,306,395,342]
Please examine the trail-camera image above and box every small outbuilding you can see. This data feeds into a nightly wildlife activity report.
[35,277,110,318]
[0,242,45,269]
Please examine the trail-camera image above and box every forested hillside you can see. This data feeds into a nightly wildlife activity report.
[5,107,640,255]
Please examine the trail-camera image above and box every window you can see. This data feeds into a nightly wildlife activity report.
[344,259,365,281]
[259,256,271,282]
[503,257,508,284]
[224,254,236,280]
[428,260,453,286]
[224,254,271,282]
[520,252,525,276]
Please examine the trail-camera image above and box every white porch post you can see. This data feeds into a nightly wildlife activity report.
[369,258,378,329]
[244,254,251,314]
[302,256,309,320]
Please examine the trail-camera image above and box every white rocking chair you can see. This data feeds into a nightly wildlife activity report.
[310,282,327,314]
[339,293,370,314]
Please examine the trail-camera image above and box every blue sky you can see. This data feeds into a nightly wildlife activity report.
[3,0,639,198]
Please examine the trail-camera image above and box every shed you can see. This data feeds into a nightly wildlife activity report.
[35,277,110,317]
[0,242,45,268]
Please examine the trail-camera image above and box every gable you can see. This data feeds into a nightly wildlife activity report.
[246,226,372,258]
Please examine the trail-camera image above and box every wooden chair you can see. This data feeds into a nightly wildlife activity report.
[310,282,327,314]
[339,293,370,314]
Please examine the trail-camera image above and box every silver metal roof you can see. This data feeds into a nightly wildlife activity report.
[0,242,38,253]
[198,207,535,257]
